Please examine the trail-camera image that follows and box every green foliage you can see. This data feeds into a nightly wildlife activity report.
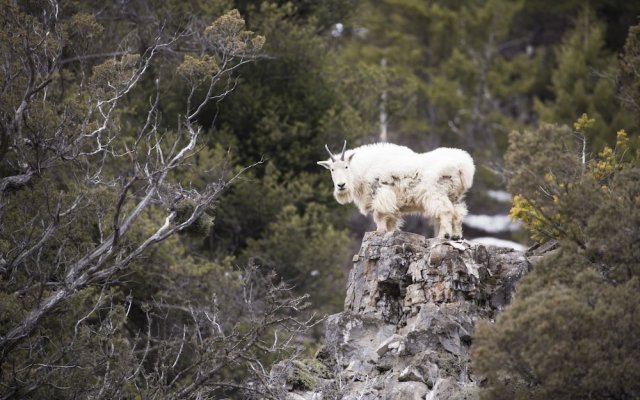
[288,360,319,390]
[178,55,220,85]
[534,8,637,149]
[505,122,583,242]
[242,203,351,313]
[174,199,215,237]
[339,0,540,152]
[618,23,640,118]
[506,118,639,249]
[0,2,319,398]
[479,125,640,397]
[190,1,374,315]
[474,256,640,399]
[210,1,372,171]
[210,163,335,254]
[90,54,141,93]
[4,1,640,398]
[475,24,640,397]
[63,12,104,53]
[205,8,266,53]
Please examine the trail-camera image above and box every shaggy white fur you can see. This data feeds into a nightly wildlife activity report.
[318,142,475,239]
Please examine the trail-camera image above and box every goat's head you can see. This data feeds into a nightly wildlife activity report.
[317,141,355,204]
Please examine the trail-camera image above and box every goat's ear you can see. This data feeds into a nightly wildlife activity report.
[347,152,355,162]
[317,160,332,170]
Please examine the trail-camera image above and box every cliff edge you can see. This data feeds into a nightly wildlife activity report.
[274,231,531,400]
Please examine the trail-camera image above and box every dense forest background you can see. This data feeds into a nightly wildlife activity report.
[0,0,638,398]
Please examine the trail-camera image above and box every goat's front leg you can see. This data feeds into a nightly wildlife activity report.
[372,187,400,232]
[373,211,387,231]
[373,211,400,232]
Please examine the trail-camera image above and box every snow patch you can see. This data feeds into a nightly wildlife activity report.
[487,190,512,203]
[331,23,344,37]
[471,237,526,251]
[464,214,520,233]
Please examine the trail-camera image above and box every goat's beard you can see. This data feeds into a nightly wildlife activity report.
[334,189,353,204]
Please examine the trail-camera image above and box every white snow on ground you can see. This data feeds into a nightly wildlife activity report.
[471,237,527,251]
[331,23,344,37]
[463,214,521,233]
[487,190,512,203]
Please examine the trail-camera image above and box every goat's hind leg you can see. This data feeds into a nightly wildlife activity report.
[424,195,455,239]
[431,218,440,239]
[451,202,468,240]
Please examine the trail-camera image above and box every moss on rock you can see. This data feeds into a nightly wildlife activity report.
[287,360,318,391]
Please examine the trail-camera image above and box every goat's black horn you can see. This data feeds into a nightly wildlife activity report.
[340,140,347,161]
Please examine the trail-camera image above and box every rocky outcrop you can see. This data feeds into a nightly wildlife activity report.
[274,231,531,400]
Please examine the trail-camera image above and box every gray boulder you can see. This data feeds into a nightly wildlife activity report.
[274,231,532,399]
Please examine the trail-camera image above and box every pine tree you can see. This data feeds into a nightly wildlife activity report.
[534,7,637,149]
[338,0,541,154]
[0,3,314,397]
[197,1,376,311]
[473,23,640,400]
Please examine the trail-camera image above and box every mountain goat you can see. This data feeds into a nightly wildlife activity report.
[318,142,475,239]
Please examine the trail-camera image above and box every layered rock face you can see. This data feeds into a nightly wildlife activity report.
[278,231,530,400]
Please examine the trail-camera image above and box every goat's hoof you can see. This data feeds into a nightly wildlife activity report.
[444,233,450,239]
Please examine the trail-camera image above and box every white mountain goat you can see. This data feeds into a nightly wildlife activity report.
[317,142,475,239]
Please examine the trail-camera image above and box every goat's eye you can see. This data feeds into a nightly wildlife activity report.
[330,168,334,172]
[345,166,348,169]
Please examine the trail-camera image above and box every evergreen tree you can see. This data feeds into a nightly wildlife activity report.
[196,1,377,312]
[0,2,313,398]
[339,0,541,154]
[618,23,640,119]
[534,7,637,149]
[474,253,640,400]
[473,23,640,400]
